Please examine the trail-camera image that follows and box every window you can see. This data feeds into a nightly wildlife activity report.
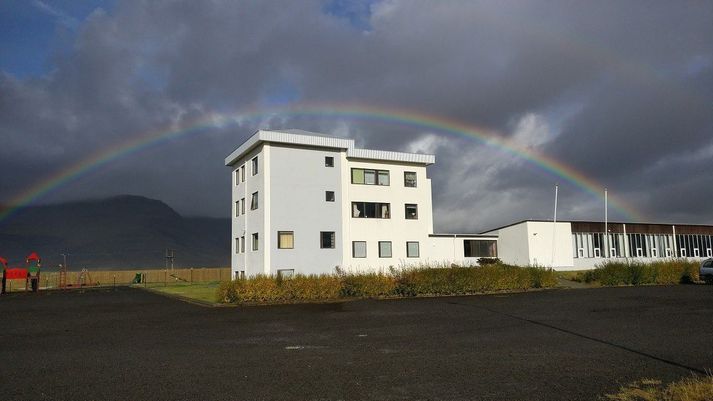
[404,171,417,187]
[252,233,259,251]
[240,236,245,253]
[353,241,367,258]
[325,156,334,167]
[240,165,245,182]
[235,201,239,217]
[235,170,239,186]
[241,198,245,214]
[235,271,245,280]
[321,232,335,249]
[405,204,418,219]
[278,231,294,249]
[464,240,497,258]
[378,241,392,258]
[351,202,390,218]
[235,238,239,254]
[277,269,294,279]
[325,191,335,202]
[251,156,258,175]
[351,168,390,185]
[250,192,258,210]
[406,242,420,258]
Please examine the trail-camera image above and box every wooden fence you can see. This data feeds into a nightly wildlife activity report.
[19,267,231,290]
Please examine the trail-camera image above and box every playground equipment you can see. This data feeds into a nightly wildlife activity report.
[1,252,42,294]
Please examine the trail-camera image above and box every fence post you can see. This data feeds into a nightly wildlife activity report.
[190,268,193,285]
[113,274,116,288]
[164,269,167,287]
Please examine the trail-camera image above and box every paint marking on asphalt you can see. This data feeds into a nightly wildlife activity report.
[446,300,707,375]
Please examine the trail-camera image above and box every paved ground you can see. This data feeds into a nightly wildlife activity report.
[1,285,711,401]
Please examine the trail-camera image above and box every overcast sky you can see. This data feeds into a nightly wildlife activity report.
[1,0,712,232]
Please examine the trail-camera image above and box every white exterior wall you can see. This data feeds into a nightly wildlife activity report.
[268,144,344,275]
[491,221,574,269]
[342,160,433,272]
[231,145,265,277]
[428,236,498,267]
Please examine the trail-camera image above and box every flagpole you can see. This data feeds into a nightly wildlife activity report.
[551,184,558,268]
[605,188,609,259]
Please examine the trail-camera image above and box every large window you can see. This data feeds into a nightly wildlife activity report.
[325,156,334,167]
[351,168,390,186]
[251,233,259,251]
[352,202,390,218]
[278,231,294,249]
[405,204,418,219]
[464,240,497,258]
[404,171,417,187]
[379,241,392,258]
[251,192,258,210]
[321,231,335,249]
[353,241,367,258]
[406,242,420,258]
[251,156,258,175]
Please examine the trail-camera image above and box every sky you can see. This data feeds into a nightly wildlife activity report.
[1,0,712,233]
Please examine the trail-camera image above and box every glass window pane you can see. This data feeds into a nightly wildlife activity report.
[353,241,367,258]
[252,233,259,251]
[365,202,376,218]
[379,241,392,258]
[405,204,418,219]
[278,232,294,249]
[407,242,419,258]
[404,172,417,187]
[352,168,364,184]
[378,171,389,186]
[365,170,376,185]
[321,232,335,248]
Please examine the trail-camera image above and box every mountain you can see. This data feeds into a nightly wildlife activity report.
[0,195,230,270]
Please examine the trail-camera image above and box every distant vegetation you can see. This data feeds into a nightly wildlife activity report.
[575,259,699,286]
[217,263,558,304]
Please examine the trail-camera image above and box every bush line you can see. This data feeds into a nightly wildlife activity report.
[577,259,699,286]
[217,264,558,304]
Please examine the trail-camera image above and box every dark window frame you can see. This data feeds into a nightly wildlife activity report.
[325,156,334,167]
[405,204,418,220]
[277,231,294,249]
[351,201,391,219]
[325,191,335,202]
[352,241,367,258]
[351,168,390,186]
[378,241,392,258]
[404,171,417,187]
[406,241,420,258]
[320,231,335,249]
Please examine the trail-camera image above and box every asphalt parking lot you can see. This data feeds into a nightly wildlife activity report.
[1,285,711,401]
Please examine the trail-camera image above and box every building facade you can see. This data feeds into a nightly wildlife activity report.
[225,129,496,278]
[485,220,713,270]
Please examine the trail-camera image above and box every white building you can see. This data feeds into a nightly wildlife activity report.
[225,129,497,278]
[226,129,713,276]
[485,220,713,270]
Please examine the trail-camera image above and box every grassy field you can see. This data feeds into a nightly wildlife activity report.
[141,282,221,303]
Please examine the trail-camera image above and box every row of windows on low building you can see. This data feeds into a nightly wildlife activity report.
[572,232,713,258]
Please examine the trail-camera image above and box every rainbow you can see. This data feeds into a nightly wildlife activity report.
[0,103,644,223]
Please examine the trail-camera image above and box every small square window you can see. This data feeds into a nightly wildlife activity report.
[278,231,294,249]
[405,204,418,219]
[406,241,419,258]
[252,233,259,251]
[353,241,367,258]
[251,156,258,175]
[277,269,294,279]
[325,156,334,167]
[251,192,258,210]
[404,171,417,187]
[378,241,392,258]
[321,232,335,249]
[325,191,335,202]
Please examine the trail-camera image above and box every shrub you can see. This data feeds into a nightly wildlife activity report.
[218,263,559,304]
[605,375,713,401]
[590,259,699,286]
[340,273,396,298]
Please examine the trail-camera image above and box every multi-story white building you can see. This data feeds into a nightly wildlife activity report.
[225,129,497,278]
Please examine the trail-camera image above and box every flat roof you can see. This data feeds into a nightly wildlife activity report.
[481,219,713,235]
[429,234,498,238]
[225,129,435,166]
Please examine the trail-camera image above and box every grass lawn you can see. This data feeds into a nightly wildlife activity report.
[140,282,221,303]
[556,270,591,281]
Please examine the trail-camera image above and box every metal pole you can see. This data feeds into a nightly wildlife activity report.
[551,184,558,268]
[605,188,609,259]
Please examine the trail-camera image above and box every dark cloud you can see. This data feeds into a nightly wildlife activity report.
[1,0,712,231]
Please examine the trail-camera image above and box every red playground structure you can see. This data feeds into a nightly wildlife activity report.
[1,252,42,294]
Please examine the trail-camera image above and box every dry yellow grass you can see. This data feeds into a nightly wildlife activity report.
[606,375,713,401]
